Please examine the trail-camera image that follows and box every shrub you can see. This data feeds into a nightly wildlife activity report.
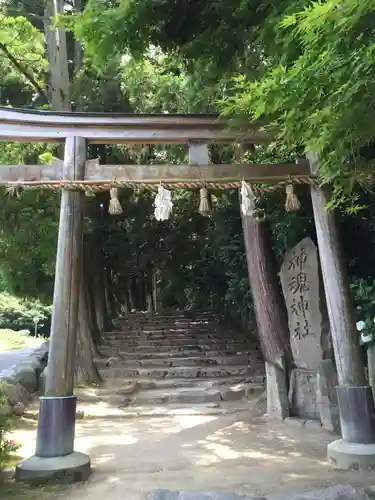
[0,293,51,336]
[0,394,20,472]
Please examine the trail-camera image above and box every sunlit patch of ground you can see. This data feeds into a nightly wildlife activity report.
[7,390,375,500]
[0,329,42,351]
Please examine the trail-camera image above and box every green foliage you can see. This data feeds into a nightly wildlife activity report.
[220,0,375,193]
[61,0,268,73]
[0,141,59,300]
[3,0,375,342]
[351,277,375,347]
[0,293,51,332]
[0,393,20,472]
[0,13,48,105]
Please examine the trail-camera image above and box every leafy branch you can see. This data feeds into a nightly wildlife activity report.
[0,41,48,103]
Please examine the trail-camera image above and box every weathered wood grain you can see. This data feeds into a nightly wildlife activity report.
[45,137,86,397]
[0,107,267,144]
[308,153,365,386]
[0,160,311,184]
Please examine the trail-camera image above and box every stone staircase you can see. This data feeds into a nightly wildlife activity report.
[97,311,265,410]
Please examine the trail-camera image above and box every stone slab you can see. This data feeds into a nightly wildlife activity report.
[328,439,375,470]
[280,237,325,371]
[269,484,374,500]
[15,451,91,484]
[149,490,265,500]
[266,360,290,420]
[289,368,319,420]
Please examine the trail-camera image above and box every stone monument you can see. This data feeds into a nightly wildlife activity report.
[280,237,339,430]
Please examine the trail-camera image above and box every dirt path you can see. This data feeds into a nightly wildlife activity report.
[12,400,375,500]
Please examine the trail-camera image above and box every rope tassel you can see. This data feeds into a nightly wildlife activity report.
[285,184,301,212]
[198,187,213,217]
[240,180,266,221]
[108,187,123,215]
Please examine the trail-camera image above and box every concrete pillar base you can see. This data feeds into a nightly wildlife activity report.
[328,438,375,470]
[15,451,91,484]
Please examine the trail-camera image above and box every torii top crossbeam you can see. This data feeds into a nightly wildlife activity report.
[0,107,310,186]
[0,106,267,144]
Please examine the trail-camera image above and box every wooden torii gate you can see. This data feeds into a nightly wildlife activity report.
[0,107,361,482]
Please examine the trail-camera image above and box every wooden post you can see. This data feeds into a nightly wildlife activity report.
[16,137,90,483]
[367,347,375,400]
[308,153,365,387]
[237,146,290,420]
[37,136,86,457]
[45,136,86,396]
[188,141,210,165]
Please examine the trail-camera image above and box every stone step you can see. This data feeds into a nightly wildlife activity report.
[117,349,257,359]
[138,375,264,390]
[103,364,256,379]
[102,338,252,347]
[103,334,228,342]
[104,330,222,338]
[117,354,252,367]
[99,343,254,355]
[113,318,217,327]
[103,326,232,339]
[99,374,265,390]
[109,320,218,327]
[118,403,243,417]
[131,387,222,405]
[129,381,264,405]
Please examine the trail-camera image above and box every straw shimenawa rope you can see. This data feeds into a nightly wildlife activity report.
[5,177,316,194]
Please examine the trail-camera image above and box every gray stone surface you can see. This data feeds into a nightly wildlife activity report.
[288,368,319,420]
[0,341,48,408]
[266,359,290,420]
[284,417,307,428]
[280,237,325,371]
[328,439,375,470]
[12,360,38,393]
[316,359,340,433]
[270,484,374,500]
[220,386,246,401]
[148,490,265,500]
[149,486,374,500]
[0,344,44,376]
[15,451,90,484]
[0,376,31,406]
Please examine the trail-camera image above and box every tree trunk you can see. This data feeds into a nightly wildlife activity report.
[152,272,158,313]
[146,289,153,314]
[129,281,136,311]
[241,213,291,365]
[76,274,102,385]
[104,268,118,319]
[44,0,71,110]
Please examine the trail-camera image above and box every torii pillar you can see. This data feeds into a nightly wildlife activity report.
[15,137,91,482]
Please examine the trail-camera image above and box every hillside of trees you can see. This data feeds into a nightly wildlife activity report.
[1,0,375,379]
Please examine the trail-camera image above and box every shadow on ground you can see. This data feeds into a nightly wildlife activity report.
[11,407,375,500]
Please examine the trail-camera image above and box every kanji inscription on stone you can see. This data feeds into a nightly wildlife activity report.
[280,237,325,370]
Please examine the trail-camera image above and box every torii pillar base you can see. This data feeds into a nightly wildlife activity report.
[328,439,375,470]
[15,451,90,484]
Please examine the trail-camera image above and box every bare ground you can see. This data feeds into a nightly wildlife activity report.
[9,388,375,500]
